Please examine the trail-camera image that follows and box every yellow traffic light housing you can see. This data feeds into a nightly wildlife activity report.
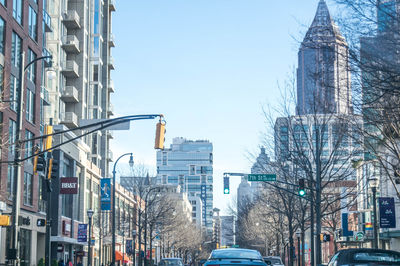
[0,215,10,226]
[155,118,166,150]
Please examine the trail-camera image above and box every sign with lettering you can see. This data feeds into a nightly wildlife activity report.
[379,197,396,228]
[201,185,207,225]
[101,178,112,211]
[60,177,78,194]
[77,224,88,243]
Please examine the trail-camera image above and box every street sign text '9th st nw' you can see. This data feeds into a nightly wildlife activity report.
[247,174,276,182]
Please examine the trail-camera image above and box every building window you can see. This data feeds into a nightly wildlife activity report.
[19,229,31,266]
[38,175,46,212]
[7,165,14,199]
[28,6,37,41]
[10,74,19,112]
[162,152,167,165]
[0,17,4,54]
[9,119,16,156]
[11,32,22,68]
[0,65,4,98]
[27,49,37,82]
[201,175,206,184]
[26,90,35,123]
[13,0,23,25]
[23,172,33,206]
[189,165,196,175]
[25,130,34,163]
[162,175,167,184]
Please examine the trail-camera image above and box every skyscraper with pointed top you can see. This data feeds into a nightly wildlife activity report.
[297,0,352,115]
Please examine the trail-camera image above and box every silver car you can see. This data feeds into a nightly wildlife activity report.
[263,256,284,266]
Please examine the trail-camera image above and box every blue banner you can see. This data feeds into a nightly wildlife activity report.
[101,178,112,211]
[379,197,396,228]
[77,224,88,243]
[341,213,353,237]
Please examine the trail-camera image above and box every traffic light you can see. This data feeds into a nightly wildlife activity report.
[298,178,306,197]
[47,157,59,180]
[223,176,230,194]
[35,153,46,175]
[0,215,10,226]
[154,120,166,150]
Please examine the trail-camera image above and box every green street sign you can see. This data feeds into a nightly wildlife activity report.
[353,231,364,241]
[231,245,240,248]
[247,174,276,182]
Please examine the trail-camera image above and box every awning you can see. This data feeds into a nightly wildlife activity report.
[115,251,130,262]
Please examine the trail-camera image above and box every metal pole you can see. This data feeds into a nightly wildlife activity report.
[310,180,314,266]
[112,153,133,265]
[315,129,322,265]
[297,236,301,266]
[372,187,378,249]
[10,51,26,266]
[45,177,52,266]
[88,216,92,266]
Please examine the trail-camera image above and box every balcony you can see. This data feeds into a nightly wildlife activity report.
[61,60,79,78]
[108,56,115,70]
[61,86,79,103]
[60,112,79,128]
[107,150,113,162]
[62,35,80,53]
[42,48,52,67]
[43,9,53,32]
[109,33,115,47]
[41,86,51,106]
[62,10,81,29]
[107,130,114,139]
[107,103,114,116]
[108,79,115,93]
[109,0,116,12]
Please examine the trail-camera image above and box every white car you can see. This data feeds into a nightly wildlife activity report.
[263,256,284,266]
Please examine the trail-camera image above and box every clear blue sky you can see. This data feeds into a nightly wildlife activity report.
[110,0,336,214]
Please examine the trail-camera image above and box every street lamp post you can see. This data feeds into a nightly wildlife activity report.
[132,230,137,266]
[369,177,379,249]
[9,52,53,266]
[296,229,301,266]
[112,153,134,265]
[87,209,94,266]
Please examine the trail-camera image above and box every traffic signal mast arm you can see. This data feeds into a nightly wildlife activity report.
[2,114,164,163]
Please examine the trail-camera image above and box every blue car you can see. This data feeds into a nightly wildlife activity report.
[204,248,267,266]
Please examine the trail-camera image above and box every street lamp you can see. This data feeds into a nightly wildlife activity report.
[87,209,95,266]
[369,177,379,249]
[9,52,53,266]
[132,230,137,266]
[296,229,301,266]
[112,153,134,265]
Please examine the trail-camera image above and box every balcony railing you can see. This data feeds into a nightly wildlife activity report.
[43,9,53,32]
[62,10,81,29]
[41,86,51,106]
[61,86,79,103]
[61,60,79,78]
[62,35,80,53]
[108,79,115,93]
[108,56,115,70]
[60,112,79,128]
[109,33,115,47]
[109,0,116,12]
[107,103,114,116]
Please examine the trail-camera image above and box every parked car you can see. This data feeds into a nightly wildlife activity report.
[326,248,400,266]
[158,258,184,266]
[204,248,267,266]
[263,256,284,266]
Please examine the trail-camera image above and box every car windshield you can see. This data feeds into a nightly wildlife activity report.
[160,259,183,266]
[265,258,282,265]
[210,250,262,260]
[353,252,400,263]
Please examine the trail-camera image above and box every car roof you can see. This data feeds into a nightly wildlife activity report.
[338,248,400,254]
[213,248,259,253]
[264,256,282,259]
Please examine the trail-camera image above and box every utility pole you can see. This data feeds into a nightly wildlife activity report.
[45,122,53,266]
[315,129,322,265]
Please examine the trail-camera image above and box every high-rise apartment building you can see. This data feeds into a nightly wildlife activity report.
[40,0,115,264]
[297,0,352,115]
[156,137,213,230]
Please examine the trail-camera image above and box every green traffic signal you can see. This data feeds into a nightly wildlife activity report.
[299,189,306,197]
[298,178,306,197]
[224,188,230,194]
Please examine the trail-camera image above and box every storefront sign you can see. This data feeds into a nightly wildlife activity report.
[60,177,78,194]
[101,178,112,211]
[379,197,396,228]
[201,184,207,225]
[77,224,88,242]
